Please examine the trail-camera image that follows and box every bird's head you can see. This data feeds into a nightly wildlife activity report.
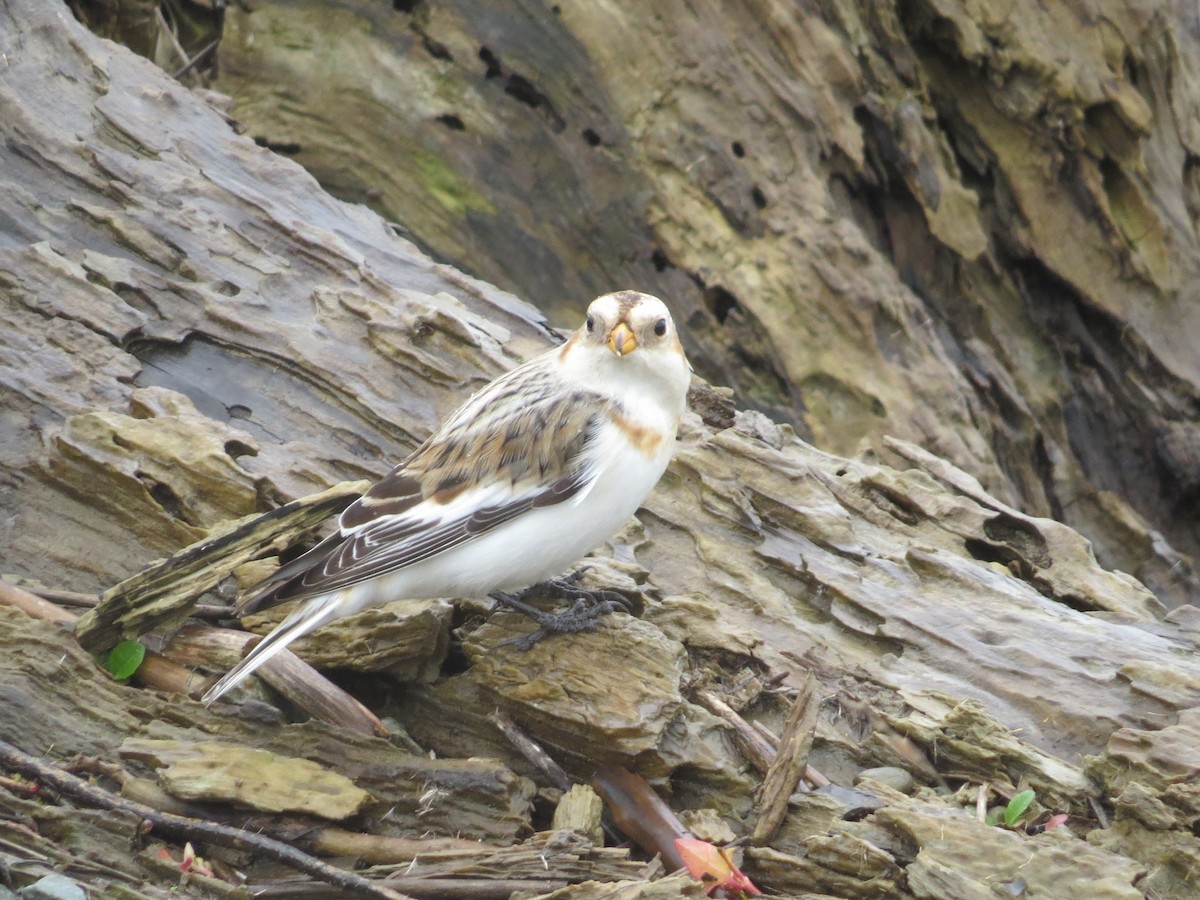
[581,290,682,358]
[563,290,691,408]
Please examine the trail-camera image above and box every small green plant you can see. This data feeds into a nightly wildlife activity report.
[104,640,146,680]
[987,789,1036,828]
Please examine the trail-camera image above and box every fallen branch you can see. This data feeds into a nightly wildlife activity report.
[592,765,689,872]
[74,480,367,653]
[3,580,382,735]
[75,757,492,868]
[247,877,571,899]
[490,711,571,791]
[166,624,388,737]
[694,688,777,773]
[0,581,77,626]
[26,585,234,620]
[694,684,830,787]
[174,36,221,80]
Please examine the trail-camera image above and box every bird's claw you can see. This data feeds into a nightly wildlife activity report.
[489,577,633,650]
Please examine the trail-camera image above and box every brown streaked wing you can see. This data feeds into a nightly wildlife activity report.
[340,470,423,530]
[253,467,592,605]
[240,380,608,609]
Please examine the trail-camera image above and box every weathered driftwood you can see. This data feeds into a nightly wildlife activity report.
[164,623,390,736]
[4,1,1200,897]
[107,762,491,865]
[751,672,819,845]
[369,832,658,895]
[0,737,412,900]
[74,480,367,651]
[121,739,373,820]
[551,784,605,846]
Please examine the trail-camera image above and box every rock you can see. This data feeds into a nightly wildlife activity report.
[814,784,888,817]
[771,791,854,855]
[877,804,1143,899]
[1088,823,1200,900]
[855,767,916,794]
[16,876,86,900]
[1085,707,1200,796]
[748,845,904,898]
[120,731,536,843]
[805,831,901,882]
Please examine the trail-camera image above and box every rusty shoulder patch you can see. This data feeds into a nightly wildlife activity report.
[609,408,664,456]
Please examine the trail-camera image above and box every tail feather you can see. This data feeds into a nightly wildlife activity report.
[234,530,345,616]
[201,594,343,705]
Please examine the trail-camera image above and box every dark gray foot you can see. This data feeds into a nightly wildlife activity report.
[489,570,632,650]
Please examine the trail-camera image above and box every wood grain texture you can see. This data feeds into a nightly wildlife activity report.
[3,1,1200,897]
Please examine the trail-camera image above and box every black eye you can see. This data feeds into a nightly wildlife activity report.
[654,318,667,337]
[586,314,595,332]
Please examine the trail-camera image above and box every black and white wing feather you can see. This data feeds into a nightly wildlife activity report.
[238,354,608,614]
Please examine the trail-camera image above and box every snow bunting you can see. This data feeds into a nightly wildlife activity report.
[202,290,691,704]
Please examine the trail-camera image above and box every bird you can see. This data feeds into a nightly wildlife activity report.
[202,290,692,704]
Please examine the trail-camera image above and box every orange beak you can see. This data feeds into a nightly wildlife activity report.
[607,322,637,356]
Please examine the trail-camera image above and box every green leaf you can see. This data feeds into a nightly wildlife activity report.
[1004,789,1036,827]
[986,808,1002,827]
[106,640,146,680]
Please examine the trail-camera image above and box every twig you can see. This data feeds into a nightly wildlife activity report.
[155,7,192,78]
[697,687,831,787]
[0,774,41,795]
[0,581,204,696]
[383,877,571,898]
[134,653,206,695]
[751,672,820,845]
[803,762,831,788]
[0,581,77,625]
[9,576,436,749]
[311,830,490,866]
[17,586,101,607]
[174,36,221,80]
[750,720,779,750]
[15,585,233,619]
[166,624,387,737]
[490,711,571,791]
[976,782,989,822]
[0,739,412,900]
[695,689,777,774]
